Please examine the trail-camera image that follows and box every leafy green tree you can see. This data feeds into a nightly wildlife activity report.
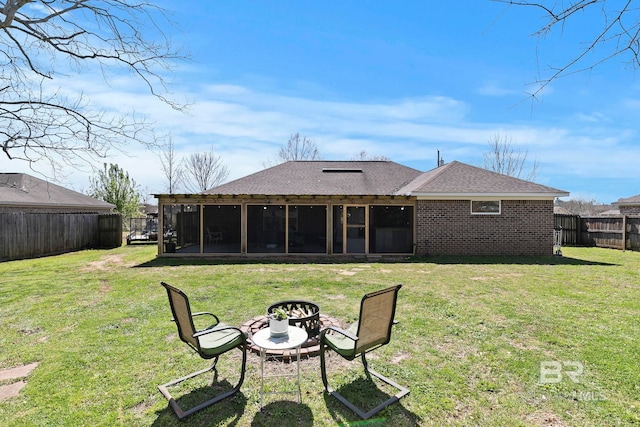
[90,163,142,221]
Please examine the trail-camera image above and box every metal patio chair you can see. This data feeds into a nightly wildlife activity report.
[320,284,409,420]
[158,282,247,419]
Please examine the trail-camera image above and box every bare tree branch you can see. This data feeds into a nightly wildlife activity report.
[183,147,230,193]
[482,133,539,181]
[351,150,390,161]
[0,0,186,173]
[263,133,322,168]
[158,134,183,194]
[494,0,639,98]
[278,133,322,161]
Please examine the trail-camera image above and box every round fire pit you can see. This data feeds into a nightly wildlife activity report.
[267,300,320,338]
[241,300,341,360]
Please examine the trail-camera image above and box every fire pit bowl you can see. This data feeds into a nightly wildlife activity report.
[267,300,320,338]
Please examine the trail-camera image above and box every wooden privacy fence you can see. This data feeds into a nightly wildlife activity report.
[0,213,121,262]
[554,214,640,251]
[98,214,123,249]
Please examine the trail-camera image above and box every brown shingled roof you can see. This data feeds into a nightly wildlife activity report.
[0,173,114,211]
[613,194,640,206]
[200,160,568,198]
[397,161,568,197]
[204,161,423,196]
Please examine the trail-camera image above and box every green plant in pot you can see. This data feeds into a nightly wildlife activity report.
[269,307,289,337]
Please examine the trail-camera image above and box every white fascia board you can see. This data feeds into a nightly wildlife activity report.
[412,192,570,200]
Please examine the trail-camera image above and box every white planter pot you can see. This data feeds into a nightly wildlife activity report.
[269,318,289,337]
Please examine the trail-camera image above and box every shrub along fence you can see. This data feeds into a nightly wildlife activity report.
[0,213,121,262]
[554,214,640,251]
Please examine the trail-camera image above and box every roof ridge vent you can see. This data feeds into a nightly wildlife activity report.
[322,168,363,173]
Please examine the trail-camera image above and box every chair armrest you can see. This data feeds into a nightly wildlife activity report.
[193,324,244,339]
[170,311,220,325]
[321,325,358,342]
[191,311,221,324]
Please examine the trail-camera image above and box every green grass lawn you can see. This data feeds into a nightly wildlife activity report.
[0,246,638,426]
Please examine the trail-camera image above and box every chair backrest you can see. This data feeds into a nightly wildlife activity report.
[161,282,198,350]
[354,285,402,355]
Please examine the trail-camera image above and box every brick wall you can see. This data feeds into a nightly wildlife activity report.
[415,199,554,256]
[619,206,640,215]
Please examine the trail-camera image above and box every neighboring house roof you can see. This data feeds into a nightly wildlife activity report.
[0,173,114,211]
[554,206,573,215]
[397,161,569,198]
[613,194,640,206]
[205,161,423,196]
[598,209,621,216]
[141,203,158,216]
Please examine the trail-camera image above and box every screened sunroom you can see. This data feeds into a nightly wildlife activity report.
[157,198,415,256]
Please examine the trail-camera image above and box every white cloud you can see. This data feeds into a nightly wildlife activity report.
[5,71,640,205]
[573,112,608,123]
[476,83,520,97]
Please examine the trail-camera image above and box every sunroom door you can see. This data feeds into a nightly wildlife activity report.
[346,206,366,253]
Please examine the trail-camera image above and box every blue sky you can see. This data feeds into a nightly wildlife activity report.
[9,1,640,204]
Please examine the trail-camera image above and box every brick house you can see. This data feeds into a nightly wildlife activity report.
[154,160,568,257]
[613,195,640,215]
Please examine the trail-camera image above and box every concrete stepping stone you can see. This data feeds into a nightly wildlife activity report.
[0,381,27,401]
[0,362,38,401]
[0,362,38,382]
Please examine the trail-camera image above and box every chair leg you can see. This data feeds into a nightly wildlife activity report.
[320,344,409,420]
[319,337,331,392]
[158,343,247,420]
[358,352,410,419]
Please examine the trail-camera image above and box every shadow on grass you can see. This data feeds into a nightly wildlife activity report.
[134,254,617,268]
[323,377,420,426]
[251,400,314,426]
[424,255,617,266]
[152,381,247,426]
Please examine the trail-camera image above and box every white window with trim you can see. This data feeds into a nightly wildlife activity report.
[471,200,501,215]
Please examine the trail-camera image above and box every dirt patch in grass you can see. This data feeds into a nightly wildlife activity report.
[99,279,112,294]
[131,400,153,416]
[82,254,135,272]
[433,338,480,361]
[524,411,569,426]
[17,326,43,336]
[391,350,411,364]
[338,270,357,276]
[471,272,524,281]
